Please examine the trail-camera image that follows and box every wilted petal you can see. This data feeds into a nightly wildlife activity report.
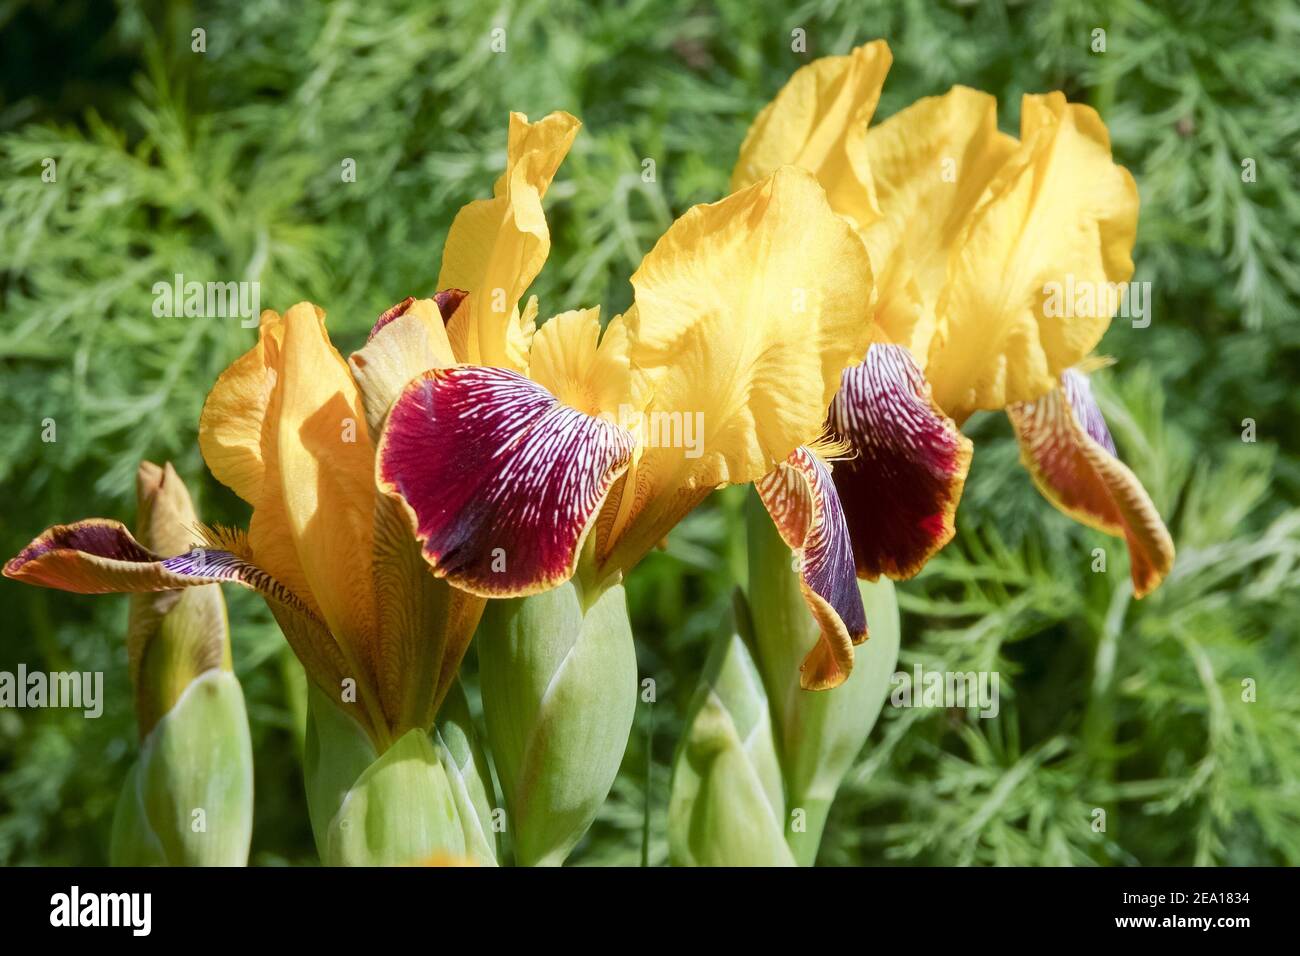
[830,344,972,580]
[377,366,635,597]
[756,446,866,690]
[1008,369,1174,597]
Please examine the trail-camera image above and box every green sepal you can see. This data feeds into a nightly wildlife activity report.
[110,669,253,866]
[305,683,485,866]
[478,579,637,866]
[433,681,499,866]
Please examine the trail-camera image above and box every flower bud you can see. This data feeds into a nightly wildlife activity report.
[110,670,253,865]
[129,461,232,735]
[668,596,795,866]
[303,684,474,866]
[745,490,900,865]
[111,462,252,865]
[477,580,637,866]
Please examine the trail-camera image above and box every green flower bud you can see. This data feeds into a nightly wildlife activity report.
[110,461,252,866]
[303,684,481,866]
[477,580,637,866]
[110,670,253,865]
[668,596,795,867]
[129,461,233,735]
[745,490,900,865]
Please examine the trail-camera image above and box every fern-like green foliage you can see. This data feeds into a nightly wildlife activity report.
[1,0,1296,865]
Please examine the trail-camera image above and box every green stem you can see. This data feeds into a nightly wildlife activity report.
[641,699,653,867]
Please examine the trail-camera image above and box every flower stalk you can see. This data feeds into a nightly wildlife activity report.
[744,490,899,865]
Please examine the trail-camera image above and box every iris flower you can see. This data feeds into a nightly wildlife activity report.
[735,42,1175,687]
[376,113,878,608]
[5,294,482,751]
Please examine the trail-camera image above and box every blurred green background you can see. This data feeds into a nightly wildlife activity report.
[1,0,1297,865]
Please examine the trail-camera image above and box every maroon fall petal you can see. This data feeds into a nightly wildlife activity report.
[757,445,867,690]
[829,343,973,580]
[377,366,636,597]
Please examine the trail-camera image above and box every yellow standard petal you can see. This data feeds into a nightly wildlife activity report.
[596,166,876,576]
[437,111,581,371]
[198,310,285,505]
[731,40,892,232]
[859,86,1018,361]
[927,93,1139,420]
[266,303,379,659]
[528,307,644,421]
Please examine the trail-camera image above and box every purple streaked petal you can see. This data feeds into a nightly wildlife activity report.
[1008,370,1174,598]
[829,343,972,580]
[756,446,867,690]
[376,366,636,596]
[4,518,319,621]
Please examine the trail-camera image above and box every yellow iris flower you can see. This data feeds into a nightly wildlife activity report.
[376,112,878,603]
[734,41,1175,686]
[6,295,480,751]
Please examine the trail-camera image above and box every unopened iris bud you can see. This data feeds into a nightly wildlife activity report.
[303,681,495,866]
[110,462,253,866]
[668,594,795,867]
[477,579,637,866]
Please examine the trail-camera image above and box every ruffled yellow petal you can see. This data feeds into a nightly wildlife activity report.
[927,93,1139,420]
[437,111,580,370]
[198,310,284,505]
[597,165,876,575]
[860,86,1018,360]
[528,307,642,421]
[731,40,891,232]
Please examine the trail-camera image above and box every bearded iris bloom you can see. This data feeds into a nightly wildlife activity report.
[6,297,481,747]
[5,291,490,864]
[374,111,877,863]
[377,114,876,605]
[733,41,1176,687]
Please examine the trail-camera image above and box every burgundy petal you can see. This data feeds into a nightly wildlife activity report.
[756,446,867,690]
[829,343,973,580]
[377,366,636,596]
